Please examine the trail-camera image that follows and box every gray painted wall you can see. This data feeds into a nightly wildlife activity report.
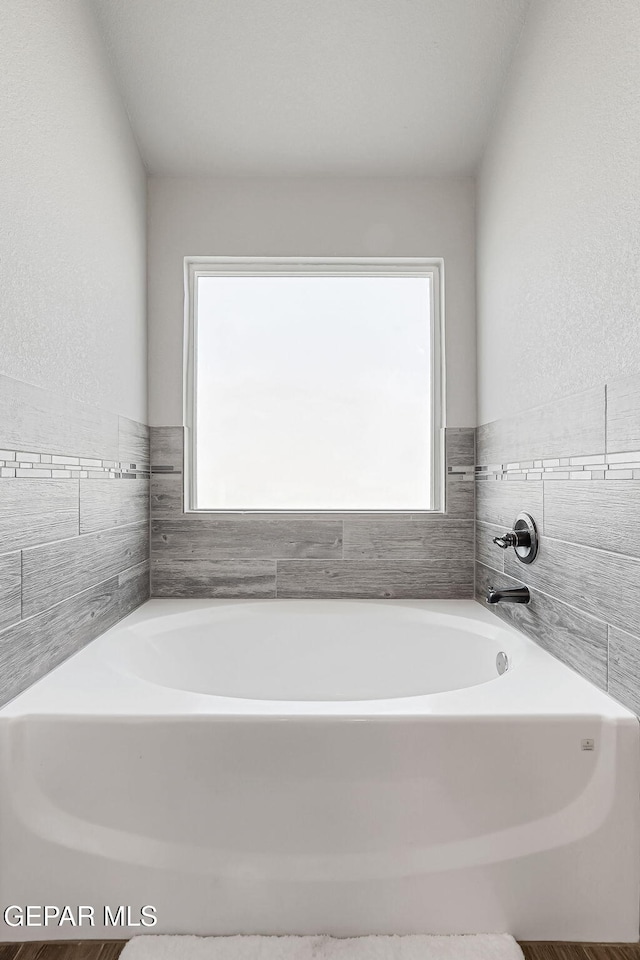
[147,176,477,428]
[475,0,640,717]
[0,2,149,706]
[0,0,147,423]
[477,0,640,424]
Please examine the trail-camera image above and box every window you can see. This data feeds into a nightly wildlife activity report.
[184,258,443,511]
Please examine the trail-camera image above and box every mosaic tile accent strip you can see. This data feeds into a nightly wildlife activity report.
[476,375,640,720]
[475,450,640,481]
[0,448,149,479]
[0,373,151,709]
[446,465,475,481]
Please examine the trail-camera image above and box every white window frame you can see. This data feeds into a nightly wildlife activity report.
[183,257,445,513]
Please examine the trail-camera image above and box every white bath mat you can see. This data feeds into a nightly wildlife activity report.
[121,934,523,960]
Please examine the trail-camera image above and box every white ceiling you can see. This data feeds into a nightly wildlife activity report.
[90,0,530,178]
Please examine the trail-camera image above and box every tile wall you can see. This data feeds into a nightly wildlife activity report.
[0,374,150,707]
[6,364,639,715]
[150,427,475,599]
[475,374,640,714]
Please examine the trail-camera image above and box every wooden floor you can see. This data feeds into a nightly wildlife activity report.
[519,946,640,960]
[0,946,126,960]
[2,943,640,960]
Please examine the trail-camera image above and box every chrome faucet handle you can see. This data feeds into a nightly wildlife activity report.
[493,532,517,549]
[491,514,539,565]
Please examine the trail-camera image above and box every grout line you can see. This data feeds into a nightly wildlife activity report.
[272,557,474,564]
[475,558,612,631]
[474,558,506,579]
[513,579,601,623]
[118,558,151,577]
[1,560,152,641]
[0,573,121,639]
[19,548,24,621]
[20,519,149,554]
[535,532,640,565]
[472,514,476,598]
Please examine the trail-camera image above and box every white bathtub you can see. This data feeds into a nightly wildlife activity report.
[0,599,638,941]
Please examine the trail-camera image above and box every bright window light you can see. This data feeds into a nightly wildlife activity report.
[187,261,442,511]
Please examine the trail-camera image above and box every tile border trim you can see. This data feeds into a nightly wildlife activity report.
[0,447,149,480]
[476,450,640,482]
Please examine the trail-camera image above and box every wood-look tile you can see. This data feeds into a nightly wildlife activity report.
[607,374,640,454]
[151,472,183,517]
[118,416,150,465]
[445,478,475,518]
[476,480,543,527]
[475,562,609,689]
[475,521,505,571]
[29,943,115,960]
[152,558,276,598]
[477,386,605,465]
[0,578,121,707]
[150,426,184,472]
[0,552,21,631]
[5,945,639,960]
[343,518,473,560]
[0,947,125,960]
[0,947,22,960]
[474,561,523,605]
[97,944,127,960]
[608,625,640,714]
[277,559,474,599]
[519,945,640,960]
[165,510,438,522]
[0,374,119,460]
[0,480,79,552]
[118,560,151,616]
[80,479,149,533]
[504,535,640,639]
[544,480,640,557]
[22,522,149,618]
[152,515,342,560]
[340,512,455,521]
[445,426,475,467]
